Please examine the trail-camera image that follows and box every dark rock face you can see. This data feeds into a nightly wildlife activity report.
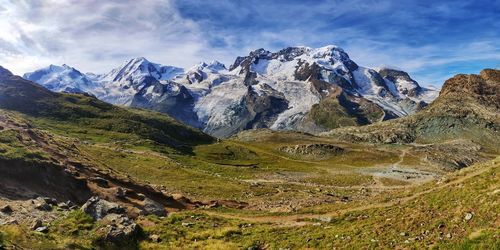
[131,79,200,128]
[378,68,421,96]
[440,69,500,109]
[244,84,289,130]
[204,84,289,138]
[294,61,322,81]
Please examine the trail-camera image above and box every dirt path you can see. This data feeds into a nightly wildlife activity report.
[203,161,497,227]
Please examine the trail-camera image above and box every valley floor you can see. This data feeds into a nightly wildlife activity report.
[1,129,499,249]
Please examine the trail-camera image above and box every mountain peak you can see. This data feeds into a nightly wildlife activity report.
[192,60,226,72]
[439,69,499,109]
[128,56,149,63]
[0,66,13,77]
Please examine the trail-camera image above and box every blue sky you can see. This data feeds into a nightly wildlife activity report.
[1,0,499,86]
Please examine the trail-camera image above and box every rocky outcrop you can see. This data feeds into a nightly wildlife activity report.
[81,196,126,220]
[81,197,142,245]
[279,144,343,157]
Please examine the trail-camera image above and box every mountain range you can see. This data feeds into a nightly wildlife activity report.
[24,45,438,137]
[1,61,499,248]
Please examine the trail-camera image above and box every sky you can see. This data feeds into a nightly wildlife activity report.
[0,0,499,86]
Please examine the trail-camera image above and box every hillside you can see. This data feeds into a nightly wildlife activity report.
[1,66,213,149]
[325,69,500,167]
[1,66,498,249]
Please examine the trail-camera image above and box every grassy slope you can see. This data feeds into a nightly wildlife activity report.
[0,72,213,152]
[1,157,497,249]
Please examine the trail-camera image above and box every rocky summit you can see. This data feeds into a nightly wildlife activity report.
[24,45,438,137]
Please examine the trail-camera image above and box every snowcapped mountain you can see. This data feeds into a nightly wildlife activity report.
[23,64,99,94]
[97,57,184,105]
[24,45,439,137]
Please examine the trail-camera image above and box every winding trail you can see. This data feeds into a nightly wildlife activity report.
[202,161,497,227]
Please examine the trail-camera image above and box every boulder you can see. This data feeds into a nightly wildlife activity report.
[81,196,125,221]
[30,219,43,230]
[142,198,166,216]
[41,197,58,206]
[100,214,141,243]
[33,198,52,211]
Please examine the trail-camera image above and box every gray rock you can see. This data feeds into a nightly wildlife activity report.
[57,202,70,210]
[58,200,76,210]
[30,219,43,230]
[34,198,52,211]
[101,214,141,243]
[41,197,58,206]
[464,213,473,221]
[81,196,125,221]
[142,198,166,216]
[35,226,49,233]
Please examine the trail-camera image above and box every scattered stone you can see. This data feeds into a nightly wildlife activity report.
[446,233,452,239]
[34,198,52,211]
[41,197,58,206]
[57,202,70,210]
[142,198,166,216]
[81,196,126,221]
[0,205,13,214]
[115,187,126,199]
[181,222,194,227]
[400,232,408,236]
[464,213,473,221]
[35,226,49,233]
[30,219,43,230]
[318,217,332,223]
[137,193,146,201]
[438,223,445,229]
[149,234,162,243]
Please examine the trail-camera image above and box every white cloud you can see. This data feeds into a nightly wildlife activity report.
[0,0,231,74]
[0,0,498,88]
